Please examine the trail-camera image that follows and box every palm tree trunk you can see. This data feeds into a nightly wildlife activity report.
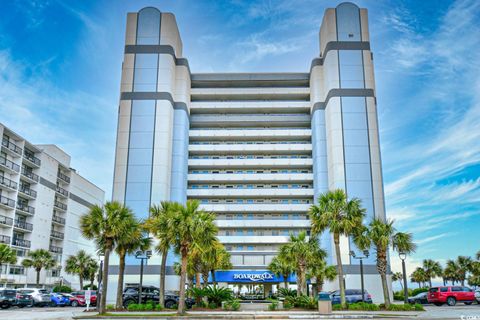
[380,273,390,307]
[36,269,41,287]
[202,272,209,289]
[211,269,216,287]
[333,233,346,308]
[178,251,188,315]
[159,248,167,307]
[99,247,111,315]
[115,253,126,309]
[195,273,202,305]
[80,276,84,290]
[429,278,432,288]
[376,252,390,308]
[417,282,420,289]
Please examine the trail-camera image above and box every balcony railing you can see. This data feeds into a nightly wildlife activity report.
[23,152,41,166]
[0,215,13,227]
[57,172,70,184]
[50,230,64,240]
[52,215,66,225]
[0,175,18,190]
[0,195,15,209]
[12,238,31,248]
[0,155,20,173]
[49,245,63,254]
[55,186,68,197]
[21,168,39,182]
[16,203,35,215]
[19,185,37,198]
[0,235,10,244]
[14,220,33,231]
[54,201,67,211]
[2,138,22,156]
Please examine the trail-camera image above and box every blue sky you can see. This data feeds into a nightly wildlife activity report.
[0,0,478,284]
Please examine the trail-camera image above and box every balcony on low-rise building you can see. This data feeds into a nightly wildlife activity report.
[50,230,64,240]
[23,149,41,167]
[20,167,39,183]
[19,185,37,199]
[0,175,18,191]
[11,238,31,248]
[0,235,10,244]
[0,195,15,210]
[57,171,70,184]
[55,185,69,198]
[0,215,13,227]
[16,202,35,215]
[14,220,33,232]
[1,137,23,157]
[54,201,67,211]
[52,214,66,226]
[0,155,20,173]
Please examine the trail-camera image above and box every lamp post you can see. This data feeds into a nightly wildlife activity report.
[96,254,104,311]
[399,252,408,304]
[350,250,369,302]
[135,250,152,304]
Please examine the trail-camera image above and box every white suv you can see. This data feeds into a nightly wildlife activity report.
[17,288,51,306]
[475,289,480,303]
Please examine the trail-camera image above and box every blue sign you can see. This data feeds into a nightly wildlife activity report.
[214,270,296,283]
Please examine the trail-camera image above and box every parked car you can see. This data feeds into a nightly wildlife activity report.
[16,288,50,307]
[49,293,70,307]
[122,286,194,309]
[71,290,97,306]
[475,289,480,303]
[0,289,17,309]
[15,290,34,308]
[408,291,429,304]
[428,286,475,306]
[330,289,373,304]
[62,293,86,307]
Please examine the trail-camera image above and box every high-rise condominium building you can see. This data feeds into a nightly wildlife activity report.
[0,123,105,289]
[111,2,389,302]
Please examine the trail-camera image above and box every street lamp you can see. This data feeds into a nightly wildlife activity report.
[399,252,408,304]
[135,250,152,304]
[96,254,104,311]
[350,250,369,302]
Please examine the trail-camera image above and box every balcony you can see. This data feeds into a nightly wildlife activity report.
[20,168,39,183]
[52,215,66,226]
[14,220,33,232]
[188,173,313,184]
[57,172,70,184]
[189,128,311,140]
[0,215,13,227]
[49,245,63,254]
[12,238,31,248]
[50,230,64,240]
[0,175,18,191]
[216,219,311,228]
[188,158,313,169]
[188,143,312,155]
[23,152,41,167]
[19,185,37,199]
[217,235,292,244]
[200,203,310,213]
[54,201,67,211]
[0,195,15,210]
[1,138,23,157]
[16,203,35,215]
[0,235,10,244]
[187,188,314,198]
[55,186,68,198]
[0,155,20,173]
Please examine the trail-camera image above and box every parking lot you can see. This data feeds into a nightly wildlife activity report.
[0,304,480,319]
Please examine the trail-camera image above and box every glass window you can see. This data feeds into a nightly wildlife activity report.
[136,8,161,45]
[133,54,158,92]
[336,3,361,41]
[247,246,254,251]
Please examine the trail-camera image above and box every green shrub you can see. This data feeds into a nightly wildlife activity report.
[203,286,233,307]
[414,303,425,311]
[127,303,139,311]
[386,303,422,311]
[106,304,115,311]
[195,300,207,308]
[223,299,240,311]
[278,288,297,297]
[268,298,279,311]
[208,302,217,309]
[170,303,178,309]
[155,303,164,311]
[83,284,98,290]
[393,291,404,301]
[188,287,206,300]
[296,295,317,309]
[283,301,293,309]
[410,288,429,296]
[348,302,380,311]
[332,304,343,310]
[52,285,72,293]
[144,303,154,311]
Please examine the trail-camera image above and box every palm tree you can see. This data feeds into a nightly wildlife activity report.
[22,249,56,287]
[422,259,442,288]
[443,260,459,285]
[198,240,232,289]
[279,231,326,296]
[115,218,152,309]
[456,256,473,286]
[83,257,99,289]
[308,259,337,297]
[309,189,365,308]
[80,201,134,314]
[411,267,428,288]
[210,245,232,286]
[268,256,293,290]
[145,202,179,307]
[392,272,404,290]
[354,219,416,308]
[0,244,17,282]
[168,200,217,314]
[476,251,480,261]
[65,250,95,290]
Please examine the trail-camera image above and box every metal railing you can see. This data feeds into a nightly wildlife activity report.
[2,138,22,155]
[0,195,15,208]
[54,201,67,211]
[21,167,39,182]
[50,230,64,239]
[52,215,66,225]
[55,186,68,197]
[0,155,20,172]
[23,151,41,166]
[49,245,63,254]
[12,238,31,248]
[0,235,10,244]
[16,203,35,215]
[0,175,18,190]
[0,215,13,226]
[19,185,37,198]
[14,220,33,231]
[57,172,70,184]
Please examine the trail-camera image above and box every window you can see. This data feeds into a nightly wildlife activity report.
[272,230,279,236]
[247,229,254,236]
[452,287,462,292]
[247,246,254,251]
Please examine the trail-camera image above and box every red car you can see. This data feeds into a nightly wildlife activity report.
[71,291,97,306]
[427,286,475,306]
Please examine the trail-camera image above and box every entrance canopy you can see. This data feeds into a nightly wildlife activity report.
[215,270,296,283]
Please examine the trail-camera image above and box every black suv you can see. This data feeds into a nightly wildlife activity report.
[0,289,17,309]
[122,285,194,309]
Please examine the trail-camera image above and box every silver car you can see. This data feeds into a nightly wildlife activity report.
[17,288,51,306]
[475,289,480,303]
